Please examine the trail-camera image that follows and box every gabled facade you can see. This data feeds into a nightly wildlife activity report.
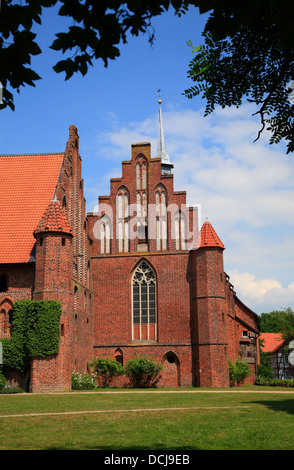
[0,110,260,391]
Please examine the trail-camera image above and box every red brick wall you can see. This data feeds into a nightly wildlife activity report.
[91,252,191,343]
[0,264,35,303]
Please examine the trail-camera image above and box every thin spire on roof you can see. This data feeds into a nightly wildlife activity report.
[155,98,172,165]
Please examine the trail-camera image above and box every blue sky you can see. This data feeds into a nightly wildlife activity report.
[1,4,294,315]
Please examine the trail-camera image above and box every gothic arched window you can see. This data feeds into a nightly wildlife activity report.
[155,187,167,251]
[100,216,111,254]
[136,160,147,190]
[132,261,156,341]
[174,211,186,250]
[116,188,129,253]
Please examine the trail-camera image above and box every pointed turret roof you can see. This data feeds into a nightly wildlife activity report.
[190,221,225,250]
[34,198,73,237]
[155,99,172,165]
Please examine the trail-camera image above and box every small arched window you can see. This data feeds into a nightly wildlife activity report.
[115,348,123,365]
[74,285,78,310]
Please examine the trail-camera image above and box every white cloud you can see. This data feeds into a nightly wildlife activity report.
[228,270,294,314]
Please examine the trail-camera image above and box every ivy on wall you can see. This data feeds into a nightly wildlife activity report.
[0,300,62,372]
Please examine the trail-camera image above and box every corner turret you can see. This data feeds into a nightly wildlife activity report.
[31,198,74,392]
[190,221,229,387]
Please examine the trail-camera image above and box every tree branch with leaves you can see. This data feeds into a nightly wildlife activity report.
[184,1,294,153]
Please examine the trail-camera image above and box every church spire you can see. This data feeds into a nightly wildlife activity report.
[155,98,173,174]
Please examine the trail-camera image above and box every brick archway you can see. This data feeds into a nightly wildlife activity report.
[0,296,13,338]
[162,352,180,387]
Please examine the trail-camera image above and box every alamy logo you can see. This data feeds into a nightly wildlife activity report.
[92,201,200,246]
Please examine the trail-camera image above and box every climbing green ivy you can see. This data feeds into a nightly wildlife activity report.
[0,300,62,372]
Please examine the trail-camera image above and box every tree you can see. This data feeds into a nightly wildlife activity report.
[184,0,294,153]
[259,308,294,338]
[1,0,294,154]
[0,0,187,111]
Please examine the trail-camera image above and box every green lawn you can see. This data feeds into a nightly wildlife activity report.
[0,386,293,450]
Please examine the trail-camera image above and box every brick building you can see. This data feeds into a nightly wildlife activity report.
[0,105,260,391]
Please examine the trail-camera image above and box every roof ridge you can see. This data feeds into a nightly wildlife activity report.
[0,152,64,157]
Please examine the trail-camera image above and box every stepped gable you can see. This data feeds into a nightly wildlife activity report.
[190,221,225,250]
[34,198,73,236]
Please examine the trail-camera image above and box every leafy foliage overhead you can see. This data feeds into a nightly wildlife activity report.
[184,0,294,153]
[1,1,294,152]
[259,308,294,338]
[0,0,190,110]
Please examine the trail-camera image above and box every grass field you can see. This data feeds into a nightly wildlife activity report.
[0,386,293,450]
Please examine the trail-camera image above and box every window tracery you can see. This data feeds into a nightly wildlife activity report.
[132,261,156,341]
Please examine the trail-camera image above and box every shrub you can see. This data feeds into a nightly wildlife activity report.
[257,363,273,379]
[229,358,251,386]
[1,386,25,394]
[0,372,8,392]
[71,372,96,390]
[88,357,124,387]
[255,376,294,387]
[124,355,162,388]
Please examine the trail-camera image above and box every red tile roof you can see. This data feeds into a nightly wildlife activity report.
[260,333,285,353]
[190,221,225,250]
[34,199,72,236]
[0,153,64,263]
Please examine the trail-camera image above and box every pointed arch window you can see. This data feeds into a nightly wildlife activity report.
[118,220,129,253]
[132,261,156,341]
[174,211,186,250]
[155,187,167,251]
[136,160,147,190]
[136,162,141,190]
[100,216,111,254]
[141,162,147,189]
[116,188,129,253]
